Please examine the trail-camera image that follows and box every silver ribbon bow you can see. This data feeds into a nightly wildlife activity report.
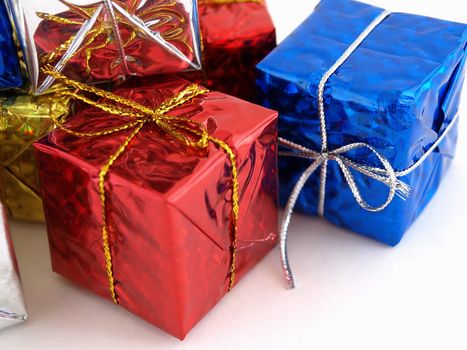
[279,10,459,288]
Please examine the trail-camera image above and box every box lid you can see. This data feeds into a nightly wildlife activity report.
[257,0,467,171]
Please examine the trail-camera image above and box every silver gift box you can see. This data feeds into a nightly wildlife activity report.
[5,0,202,95]
[0,203,27,330]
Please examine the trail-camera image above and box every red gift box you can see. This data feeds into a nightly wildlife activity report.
[33,75,278,339]
[32,0,201,93]
[180,0,276,102]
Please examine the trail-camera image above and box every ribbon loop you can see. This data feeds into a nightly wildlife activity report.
[277,10,397,289]
[330,142,399,212]
[278,133,408,288]
[279,138,406,209]
[45,68,240,302]
[277,8,460,289]
[279,138,409,288]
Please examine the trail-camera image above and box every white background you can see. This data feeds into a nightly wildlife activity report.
[2,0,467,349]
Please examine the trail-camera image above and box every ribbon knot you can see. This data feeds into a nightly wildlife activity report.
[278,136,411,288]
[278,10,405,289]
[275,8,459,288]
[43,67,240,303]
[279,138,410,215]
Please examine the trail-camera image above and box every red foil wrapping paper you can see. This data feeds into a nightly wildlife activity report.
[180,0,276,102]
[33,76,278,339]
[10,0,202,94]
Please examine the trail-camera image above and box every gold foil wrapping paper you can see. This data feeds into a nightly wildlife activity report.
[0,90,71,221]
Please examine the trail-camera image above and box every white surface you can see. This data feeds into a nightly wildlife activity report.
[2,0,467,349]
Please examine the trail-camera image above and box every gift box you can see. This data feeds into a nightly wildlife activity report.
[6,0,202,94]
[33,75,278,339]
[179,0,275,102]
[256,0,467,265]
[0,202,28,330]
[0,89,72,221]
[0,0,23,90]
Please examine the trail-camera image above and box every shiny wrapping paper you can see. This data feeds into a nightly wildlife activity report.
[34,76,278,339]
[0,0,23,90]
[179,0,275,102]
[0,90,72,221]
[0,202,28,330]
[6,0,202,94]
[257,0,467,246]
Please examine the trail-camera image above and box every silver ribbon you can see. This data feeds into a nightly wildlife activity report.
[5,0,202,94]
[279,10,460,288]
[40,0,202,94]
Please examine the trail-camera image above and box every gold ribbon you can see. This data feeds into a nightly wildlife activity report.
[38,0,187,76]
[42,67,240,303]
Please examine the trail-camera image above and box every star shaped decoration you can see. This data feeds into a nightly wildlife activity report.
[37,0,201,94]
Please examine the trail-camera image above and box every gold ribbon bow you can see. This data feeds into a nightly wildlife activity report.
[42,67,240,303]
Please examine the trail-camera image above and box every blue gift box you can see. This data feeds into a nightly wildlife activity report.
[0,0,22,90]
[257,0,467,247]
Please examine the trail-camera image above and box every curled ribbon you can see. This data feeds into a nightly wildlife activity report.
[42,66,240,303]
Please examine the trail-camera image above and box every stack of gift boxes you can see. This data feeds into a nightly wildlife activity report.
[1,0,466,339]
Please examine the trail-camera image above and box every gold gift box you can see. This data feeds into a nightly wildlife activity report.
[0,91,71,221]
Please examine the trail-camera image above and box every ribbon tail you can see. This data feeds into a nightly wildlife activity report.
[280,159,323,289]
[318,159,328,217]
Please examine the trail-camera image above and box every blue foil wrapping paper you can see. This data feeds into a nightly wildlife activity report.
[257,0,467,246]
[0,0,22,90]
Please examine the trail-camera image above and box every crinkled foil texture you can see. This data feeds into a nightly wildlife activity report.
[8,0,202,93]
[34,77,278,339]
[0,1,22,90]
[180,2,276,102]
[257,0,467,245]
[0,91,71,221]
[0,203,28,330]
